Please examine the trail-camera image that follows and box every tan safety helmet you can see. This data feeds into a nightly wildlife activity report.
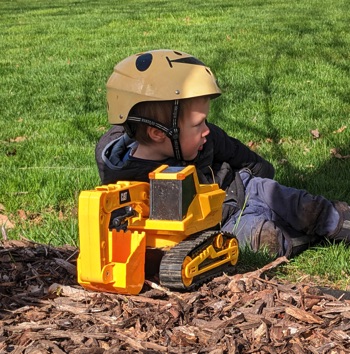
[106,49,221,124]
[106,49,221,161]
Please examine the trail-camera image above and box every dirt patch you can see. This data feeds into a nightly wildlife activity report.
[1,239,350,353]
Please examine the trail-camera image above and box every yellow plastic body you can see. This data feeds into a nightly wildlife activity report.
[77,165,226,294]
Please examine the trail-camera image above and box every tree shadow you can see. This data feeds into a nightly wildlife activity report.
[209,46,350,203]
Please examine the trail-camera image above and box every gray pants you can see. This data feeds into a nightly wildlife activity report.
[221,170,339,256]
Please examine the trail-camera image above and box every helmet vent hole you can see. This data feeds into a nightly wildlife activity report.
[166,56,173,68]
[135,53,153,72]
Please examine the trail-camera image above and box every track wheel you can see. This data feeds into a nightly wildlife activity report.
[181,256,194,287]
[227,237,239,265]
[214,233,224,249]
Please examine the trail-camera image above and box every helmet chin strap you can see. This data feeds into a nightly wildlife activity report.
[166,100,183,161]
[126,99,184,161]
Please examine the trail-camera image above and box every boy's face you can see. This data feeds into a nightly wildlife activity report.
[179,97,210,161]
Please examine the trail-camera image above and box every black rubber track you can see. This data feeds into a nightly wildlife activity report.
[159,230,237,290]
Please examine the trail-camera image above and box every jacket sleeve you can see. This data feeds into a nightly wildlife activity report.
[95,125,125,183]
[208,123,275,179]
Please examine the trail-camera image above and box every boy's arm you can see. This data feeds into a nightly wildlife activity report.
[233,139,275,178]
[208,123,275,179]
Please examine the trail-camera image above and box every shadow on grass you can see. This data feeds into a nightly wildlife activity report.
[209,46,350,203]
[236,245,275,274]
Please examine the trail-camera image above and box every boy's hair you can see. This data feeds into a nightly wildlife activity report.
[128,100,173,145]
[127,98,201,145]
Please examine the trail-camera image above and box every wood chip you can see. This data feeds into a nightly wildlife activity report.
[1,242,350,353]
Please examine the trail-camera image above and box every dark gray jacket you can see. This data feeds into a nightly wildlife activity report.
[95,122,274,187]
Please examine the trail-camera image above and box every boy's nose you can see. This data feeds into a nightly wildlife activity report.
[202,122,210,137]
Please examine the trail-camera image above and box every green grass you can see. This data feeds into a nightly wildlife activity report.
[277,241,350,290]
[1,0,350,288]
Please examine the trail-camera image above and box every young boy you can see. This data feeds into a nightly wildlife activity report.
[96,49,350,258]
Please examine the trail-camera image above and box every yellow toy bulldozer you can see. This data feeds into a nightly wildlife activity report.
[77,165,239,294]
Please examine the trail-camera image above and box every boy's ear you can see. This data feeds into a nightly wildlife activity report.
[147,127,167,142]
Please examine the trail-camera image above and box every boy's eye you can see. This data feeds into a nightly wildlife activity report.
[195,119,206,127]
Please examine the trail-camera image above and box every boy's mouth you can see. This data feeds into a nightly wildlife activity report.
[198,139,207,151]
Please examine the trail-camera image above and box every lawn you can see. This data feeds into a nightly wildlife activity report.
[1,0,349,288]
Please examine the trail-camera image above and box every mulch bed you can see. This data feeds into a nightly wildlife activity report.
[1,239,350,353]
